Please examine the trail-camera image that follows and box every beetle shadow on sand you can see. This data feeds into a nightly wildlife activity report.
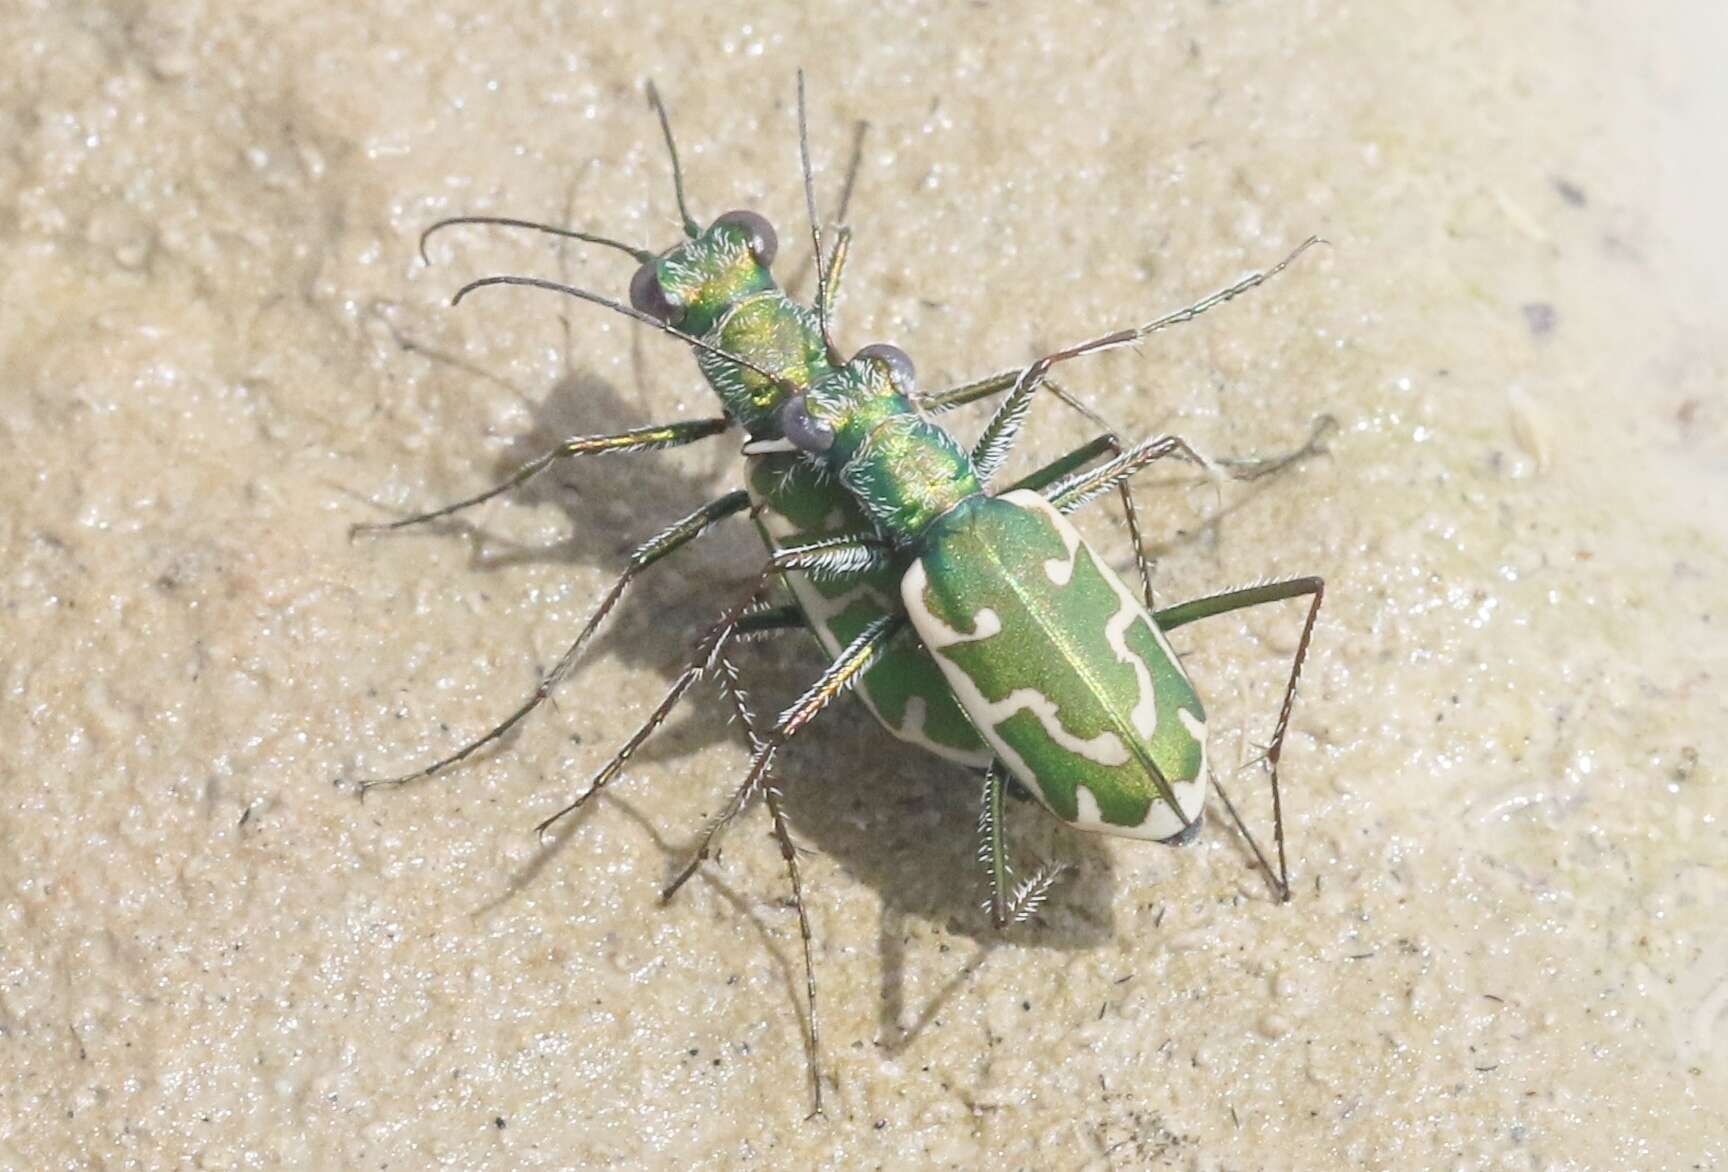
[369,310,766,770]
[377,348,1125,1037]
[765,685,1123,1055]
[381,315,1320,1057]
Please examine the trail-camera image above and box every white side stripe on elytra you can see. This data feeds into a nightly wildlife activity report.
[749,469,993,768]
[901,492,1210,840]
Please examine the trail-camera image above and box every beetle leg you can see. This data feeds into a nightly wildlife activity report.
[350,417,731,535]
[530,535,892,837]
[1152,577,1326,901]
[661,612,907,902]
[347,489,752,796]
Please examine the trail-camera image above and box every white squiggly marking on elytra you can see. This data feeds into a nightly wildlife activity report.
[904,552,1130,786]
[904,492,1213,840]
[1167,708,1211,825]
[995,690,1127,765]
[1023,489,1085,588]
[1102,570,1160,740]
[1012,490,1169,741]
[914,600,1000,648]
[1074,786,1105,829]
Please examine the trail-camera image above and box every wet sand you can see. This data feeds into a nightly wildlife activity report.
[3,2,1724,1166]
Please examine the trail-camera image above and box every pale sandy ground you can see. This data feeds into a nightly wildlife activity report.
[4,2,1726,1168]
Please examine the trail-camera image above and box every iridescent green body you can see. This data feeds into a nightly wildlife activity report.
[367,84,1326,1119]
[906,490,1208,838]
[639,219,991,765]
[747,456,990,765]
[798,355,1210,839]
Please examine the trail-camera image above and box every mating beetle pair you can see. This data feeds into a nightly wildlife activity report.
[351,76,1328,1114]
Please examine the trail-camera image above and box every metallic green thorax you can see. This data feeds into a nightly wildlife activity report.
[652,225,829,433]
[800,359,981,542]
[700,294,830,430]
[796,353,1208,839]
[641,218,988,762]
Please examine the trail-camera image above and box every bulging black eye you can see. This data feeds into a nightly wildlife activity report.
[712,209,778,267]
[780,393,834,452]
[855,343,916,392]
[629,259,684,325]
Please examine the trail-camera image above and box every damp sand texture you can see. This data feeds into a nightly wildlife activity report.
[2,2,1725,1168]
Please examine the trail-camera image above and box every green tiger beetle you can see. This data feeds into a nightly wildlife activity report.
[618,341,1324,1118]
[348,76,1330,1115]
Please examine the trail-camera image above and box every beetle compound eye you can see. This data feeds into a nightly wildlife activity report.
[629,260,684,325]
[713,210,779,267]
[854,343,916,392]
[780,394,835,452]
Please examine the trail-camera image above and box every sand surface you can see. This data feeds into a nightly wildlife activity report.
[3,2,1725,1167]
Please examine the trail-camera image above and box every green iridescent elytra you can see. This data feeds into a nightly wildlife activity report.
[797,352,1209,840]
[905,490,1208,838]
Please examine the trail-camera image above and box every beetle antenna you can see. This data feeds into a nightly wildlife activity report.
[796,70,838,362]
[646,80,700,238]
[418,217,654,266]
[452,273,791,388]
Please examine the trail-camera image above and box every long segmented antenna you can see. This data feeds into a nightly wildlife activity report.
[645,80,700,237]
[795,70,838,361]
[451,274,793,389]
[417,217,654,266]
[785,118,867,296]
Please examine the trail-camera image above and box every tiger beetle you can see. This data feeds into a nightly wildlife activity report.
[348,75,1330,1116]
